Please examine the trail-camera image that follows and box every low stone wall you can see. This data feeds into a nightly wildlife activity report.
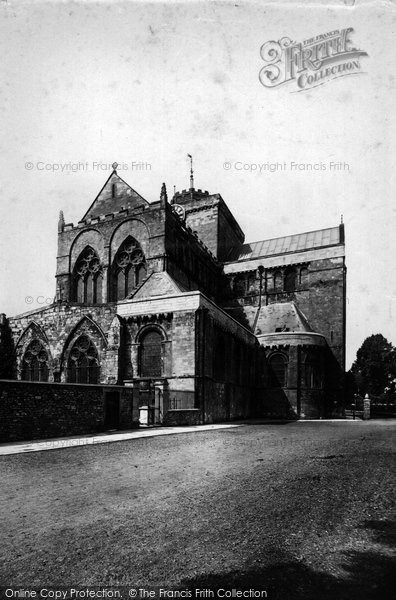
[0,380,137,443]
[163,409,202,426]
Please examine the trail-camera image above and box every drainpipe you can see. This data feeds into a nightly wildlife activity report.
[253,265,264,333]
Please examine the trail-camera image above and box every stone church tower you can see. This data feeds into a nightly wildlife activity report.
[0,164,346,440]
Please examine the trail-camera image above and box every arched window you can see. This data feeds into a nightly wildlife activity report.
[300,267,308,287]
[304,355,321,388]
[22,340,49,382]
[233,275,246,297]
[284,268,297,292]
[269,354,287,387]
[139,330,162,378]
[67,335,99,384]
[247,274,256,295]
[72,247,103,304]
[273,270,283,291]
[112,237,146,301]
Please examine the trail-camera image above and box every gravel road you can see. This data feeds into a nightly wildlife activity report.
[1,420,395,599]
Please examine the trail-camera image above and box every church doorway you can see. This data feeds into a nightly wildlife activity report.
[104,390,120,430]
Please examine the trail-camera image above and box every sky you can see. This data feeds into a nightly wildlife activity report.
[0,0,395,368]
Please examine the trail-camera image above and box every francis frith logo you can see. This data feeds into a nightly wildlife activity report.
[259,27,368,92]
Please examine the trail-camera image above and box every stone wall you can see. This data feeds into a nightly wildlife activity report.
[7,304,121,384]
[163,409,201,426]
[0,380,137,443]
[172,191,244,261]
[57,207,166,303]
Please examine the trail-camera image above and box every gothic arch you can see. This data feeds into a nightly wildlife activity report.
[66,335,100,384]
[109,218,150,260]
[61,316,107,382]
[21,339,50,382]
[71,245,104,304]
[15,321,49,352]
[69,228,105,266]
[16,322,52,381]
[110,236,147,301]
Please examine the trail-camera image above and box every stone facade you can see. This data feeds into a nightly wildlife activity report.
[0,167,346,439]
[0,380,137,442]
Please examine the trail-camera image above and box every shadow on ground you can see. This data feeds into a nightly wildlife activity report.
[180,520,396,600]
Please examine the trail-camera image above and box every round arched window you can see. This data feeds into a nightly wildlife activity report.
[269,354,287,387]
[284,268,297,292]
[300,267,309,287]
[139,330,162,378]
[273,270,283,291]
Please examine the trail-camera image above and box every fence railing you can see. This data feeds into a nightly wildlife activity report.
[168,390,196,410]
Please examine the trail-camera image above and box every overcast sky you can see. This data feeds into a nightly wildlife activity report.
[1,0,395,368]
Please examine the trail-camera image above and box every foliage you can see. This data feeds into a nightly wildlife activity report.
[0,317,15,379]
[350,334,396,397]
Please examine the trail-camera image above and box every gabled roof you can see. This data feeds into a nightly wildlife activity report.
[254,302,312,335]
[228,226,342,262]
[126,271,189,301]
[82,171,149,221]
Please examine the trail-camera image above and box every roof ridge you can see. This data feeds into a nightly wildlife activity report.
[243,225,340,248]
[81,171,148,221]
[227,224,343,262]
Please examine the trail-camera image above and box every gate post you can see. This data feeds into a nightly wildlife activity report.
[363,393,371,420]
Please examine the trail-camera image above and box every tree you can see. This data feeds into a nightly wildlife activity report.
[350,334,396,397]
[0,315,16,379]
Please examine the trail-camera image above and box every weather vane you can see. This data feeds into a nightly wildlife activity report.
[187,154,194,189]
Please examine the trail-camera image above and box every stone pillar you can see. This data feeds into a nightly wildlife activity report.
[287,345,299,416]
[102,265,109,303]
[363,393,371,420]
[130,343,140,378]
[162,340,172,377]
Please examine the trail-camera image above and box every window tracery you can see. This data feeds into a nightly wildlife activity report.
[72,247,103,304]
[22,340,49,382]
[67,334,99,384]
[112,237,147,301]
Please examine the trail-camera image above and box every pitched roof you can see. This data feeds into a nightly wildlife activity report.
[126,271,189,301]
[228,226,342,262]
[254,302,312,335]
[82,171,149,221]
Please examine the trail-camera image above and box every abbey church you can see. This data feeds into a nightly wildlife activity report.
[0,164,346,440]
